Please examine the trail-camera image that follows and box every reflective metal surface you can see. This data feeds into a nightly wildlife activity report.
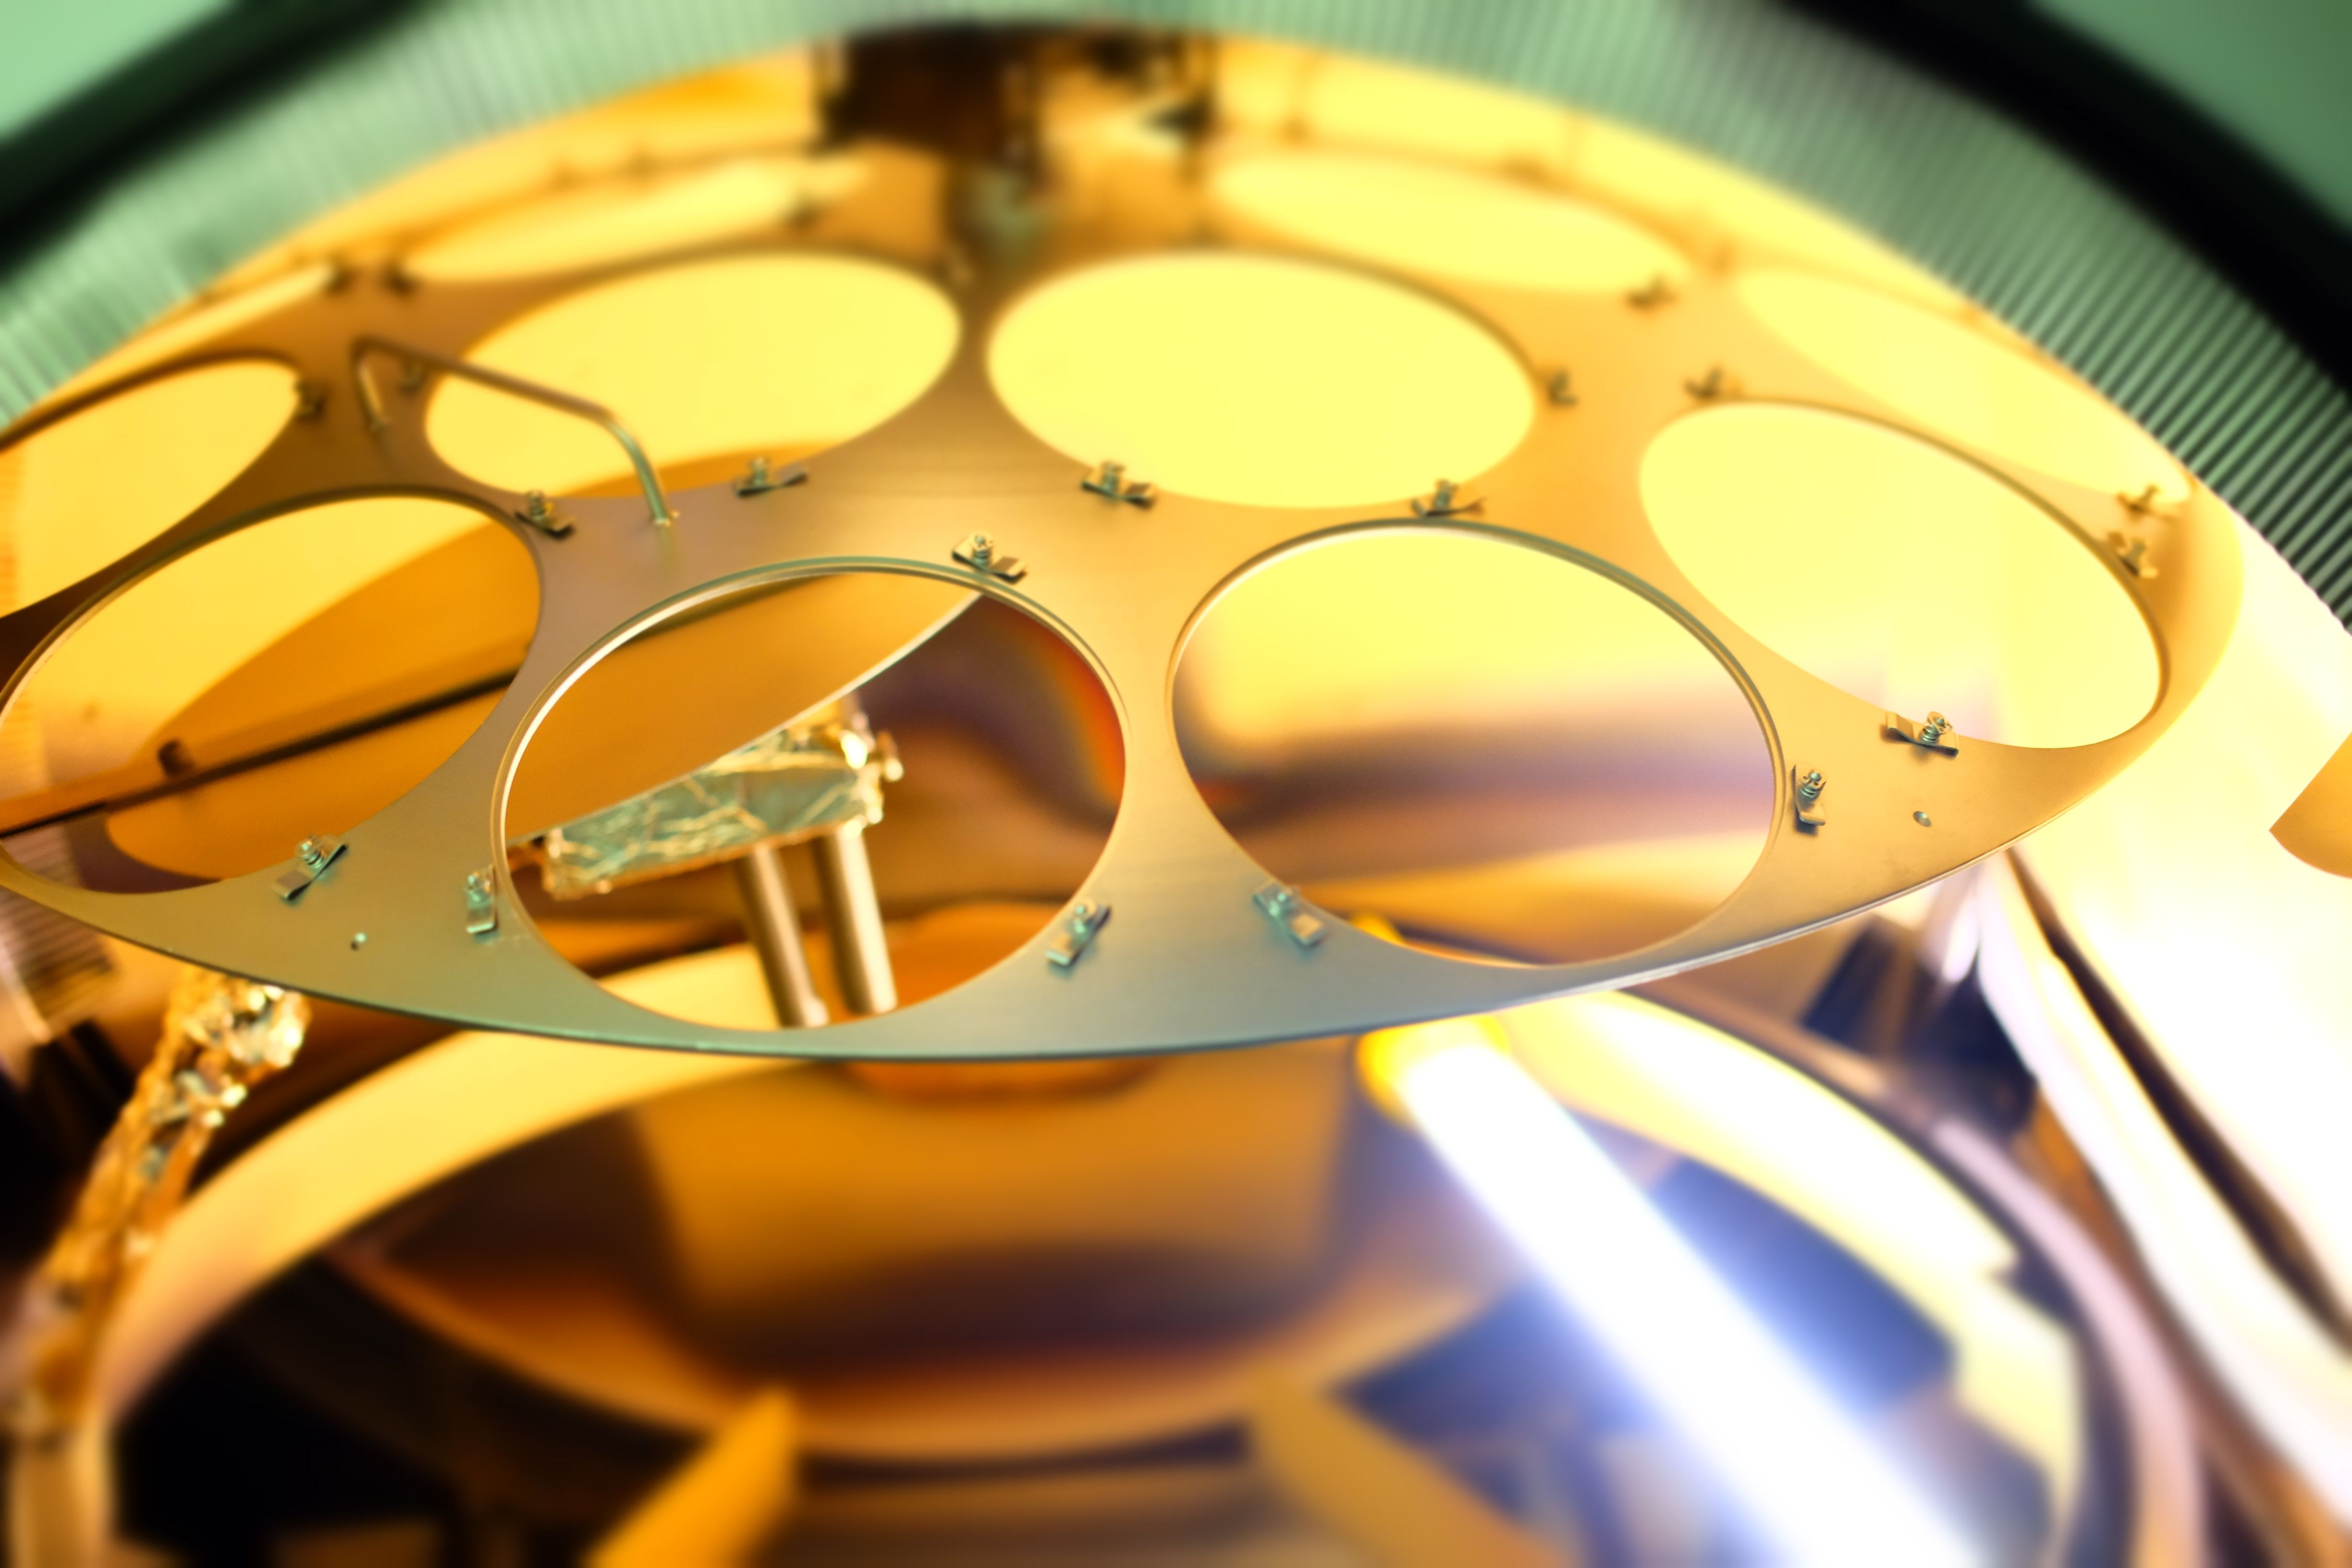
[0,114,2237,1061]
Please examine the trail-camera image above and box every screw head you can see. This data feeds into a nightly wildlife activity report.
[1914,811,1933,826]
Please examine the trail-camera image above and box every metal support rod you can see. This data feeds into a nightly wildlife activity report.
[811,821,896,1015]
[349,334,677,526]
[732,843,828,1029]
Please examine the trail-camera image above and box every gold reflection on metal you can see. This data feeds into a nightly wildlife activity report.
[429,251,961,496]
[988,252,1535,508]
[1643,405,2161,749]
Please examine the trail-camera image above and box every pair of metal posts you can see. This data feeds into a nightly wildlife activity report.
[732,821,895,1027]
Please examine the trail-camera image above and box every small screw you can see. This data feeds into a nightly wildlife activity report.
[2118,483,2166,516]
[954,531,1027,582]
[733,455,808,497]
[350,932,368,950]
[1255,882,1327,948]
[293,380,327,419]
[514,490,574,539]
[1045,899,1112,968]
[464,869,498,937]
[1082,460,1156,507]
[2107,531,2157,578]
[1791,766,1827,830]
[1684,365,1731,401]
[297,837,331,871]
[1627,274,1676,310]
[1917,711,1951,747]
[397,358,429,393]
[1412,479,1483,519]
[1545,368,1578,407]
[1914,811,1933,827]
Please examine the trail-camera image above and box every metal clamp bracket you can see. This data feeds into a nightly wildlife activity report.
[735,456,808,497]
[1255,882,1327,948]
[273,834,347,902]
[1045,901,1111,968]
[1792,766,1827,830]
[464,869,498,937]
[1886,710,1959,754]
[1082,460,1156,507]
[1411,480,1482,520]
[954,532,1027,583]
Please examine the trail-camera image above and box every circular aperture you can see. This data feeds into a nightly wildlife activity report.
[1214,151,1688,294]
[508,575,1123,1031]
[1739,271,2186,502]
[1,360,298,612]
[428,254,959,495]
[0,498,539,889]
[1174,529,1772,963]
[989,254,1533,509]
[410,155,866,281]
[1643,405,2161,748]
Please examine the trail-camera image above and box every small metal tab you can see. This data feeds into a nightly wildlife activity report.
[1045,901,1111,968]
[464,869,498,937]
[1684,365,1735,401]
[1626,274,1676,310]
[1082,460,1156,507]
[954,532,1027,583]
[292,380,327,420]
[1255,882,1327,948]
[734,455,808,497]
[514,490,574,539]
[1545,368,1578,407]
[2107,530,2158,578]
[1411,479,1482,520]
[272,834,347,902]
[1886,710,1959,754]
[2117,482,2172,517]
[1792,766,1827,831]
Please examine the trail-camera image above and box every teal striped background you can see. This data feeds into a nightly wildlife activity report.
[4,0,2347,623]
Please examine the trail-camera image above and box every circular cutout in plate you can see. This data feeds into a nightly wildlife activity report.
[2,359,298,612]
[1174,528,1772,963]
[428,254,959,495]
[409,155,865,282]
[0,498,538,888]
[989,253,1532,509]
[1214,151,1687,294]
[1739,270,2186,502]
[1643,404,2160,748]
[509,578,1124,1031]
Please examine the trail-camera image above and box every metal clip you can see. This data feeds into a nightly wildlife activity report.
[2117,483,2174,518]
[1626,274,1677,310]
[734,456,808,497]
[514,490,574,539]
[1684,365,1736,401]
[1545,368,1578,407]
[1082,460,1156,507]
[954,532,1027,583]
[273,834,347,901]
[1886,710,1959,754]
[1045,901,1110,968]
[464,869,498,936]
[2106,530,2158,578]
[293,380,327,420]
[1255,882,1327,948]
[1411,479,1482,519]
[1792,766,1827,830]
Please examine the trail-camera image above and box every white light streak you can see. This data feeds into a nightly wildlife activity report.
[1395,1039,1976,1568]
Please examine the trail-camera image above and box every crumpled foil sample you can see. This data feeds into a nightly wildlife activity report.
[527,709,897,900]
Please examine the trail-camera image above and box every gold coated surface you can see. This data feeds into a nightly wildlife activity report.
[0,111,2237,1062]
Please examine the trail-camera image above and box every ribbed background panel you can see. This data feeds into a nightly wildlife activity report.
[2,0,2347,624]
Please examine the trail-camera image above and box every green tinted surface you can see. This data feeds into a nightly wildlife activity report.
[0,0,2346,624]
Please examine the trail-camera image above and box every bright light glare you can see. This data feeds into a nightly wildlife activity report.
[1394,1034,1975,1568]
